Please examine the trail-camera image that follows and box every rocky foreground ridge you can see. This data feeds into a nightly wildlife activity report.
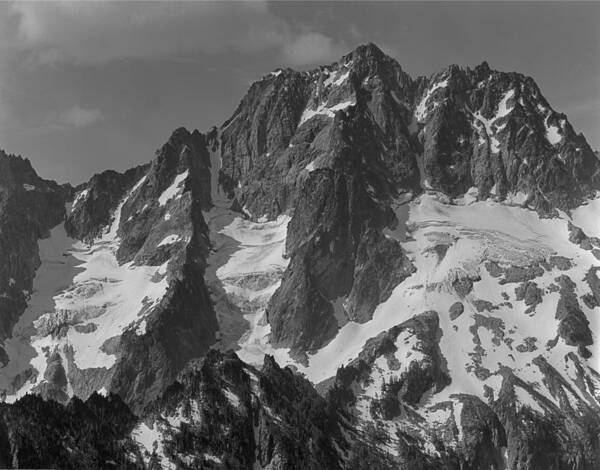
[0,43,598,469]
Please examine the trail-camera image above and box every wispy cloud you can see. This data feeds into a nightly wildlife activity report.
[282,33,348,66]
[57,105,104,128]
[6,2,341,67]
[25,105,106,135]
[3,2,347,69]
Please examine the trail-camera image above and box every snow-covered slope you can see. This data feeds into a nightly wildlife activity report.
[0,129,219,411]
[1,43,598,469]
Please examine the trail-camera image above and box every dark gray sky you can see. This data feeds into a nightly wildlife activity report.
[0,1,598,184]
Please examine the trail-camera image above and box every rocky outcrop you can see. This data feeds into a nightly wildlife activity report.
[493,370,600,470]
[0,151,67,356]
[416,62,600,211]
[329,311,450,413]
[2,42,600,470]
[217,43,600,358]
[135,349,391,469]
[267,106,415,353]
[65,165,148,242]
[554,275,593,357]
[0,392,138,469]
[17,128,220,413]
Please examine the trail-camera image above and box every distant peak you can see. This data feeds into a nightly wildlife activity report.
[343,42,387,62]
[475,61,492,74]
[167,127,192,145]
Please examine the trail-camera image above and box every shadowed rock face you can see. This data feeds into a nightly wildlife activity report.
[0,128,219,413]
[266,108,415,353]
[217,42,600,356]
[1,43,599,470]
[137,350,352,469]
[0,151,67,354]
[65,165,148,242]
[64,128,218,413]
[220,43,599,221]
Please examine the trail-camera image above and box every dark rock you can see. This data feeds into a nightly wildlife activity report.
[584,267,600,307]
[0,151,67,344]
[268,106,414,353]
[554,275,593,350]
[453,277,474,297]
[472,299,497,312]
[0,392,137,469]
[514,281,543,310]
[329,311,451,415]
[449,302,465,320]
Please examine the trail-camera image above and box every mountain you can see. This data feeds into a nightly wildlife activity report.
[0,43,598,469]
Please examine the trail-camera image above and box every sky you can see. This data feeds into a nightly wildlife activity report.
[0,1,598,184]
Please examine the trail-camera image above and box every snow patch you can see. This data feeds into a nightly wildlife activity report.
[515,386,545,414]
[72,188,89,210]
[158,234,182,247]
[158,170,188,206]
[453,401,464,441]
[415,78,448,122]
[299,99,355,125]
[545,117,562,145]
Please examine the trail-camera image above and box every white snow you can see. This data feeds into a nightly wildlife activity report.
[505,191,528,205]
[41,229,169,369]
[570,195,600,238]
[323,69,349,88]
[0,221,79,399]
[223,388,241,408]
[132,422,174,469]
[472,88,515,153]
[415,78,448,122]
[71,188,89,210]
[515,386,545,414]
[299,99,355,125]
[204,454,222,464]
[158,234,182,247]
[22,183,36,191]
[453,401,464,441]
[8,173,174,401]
[216,215,293,367]
[231,189,599,413]
[394,330,425,373]
[545,117,562,145]
[305,160,316,172]
[217,215,290,280]
[323,70,350,87]
[496,89,515,119]
[158,170,188,206]
[132,422,161,454]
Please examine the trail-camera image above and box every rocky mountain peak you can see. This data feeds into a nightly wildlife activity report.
[0,41,599,470]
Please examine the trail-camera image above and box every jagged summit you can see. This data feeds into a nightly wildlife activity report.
[221,42,599,218]
[0,43,598,469]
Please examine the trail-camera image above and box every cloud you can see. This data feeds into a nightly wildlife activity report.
[57,105,104,128]
[5,2,347,68]
[8,2,288,65]
[281,33,348,66]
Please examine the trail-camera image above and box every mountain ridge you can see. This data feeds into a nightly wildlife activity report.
[0,42,598,469]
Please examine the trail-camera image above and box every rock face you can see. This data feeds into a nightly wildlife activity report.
[1,43,599,469]
[0,129,219,413]
[214,42,600,356]
[0,151,67,361]
[134,350,357,469]
[67,128,219,412]
[65,165,148,242]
